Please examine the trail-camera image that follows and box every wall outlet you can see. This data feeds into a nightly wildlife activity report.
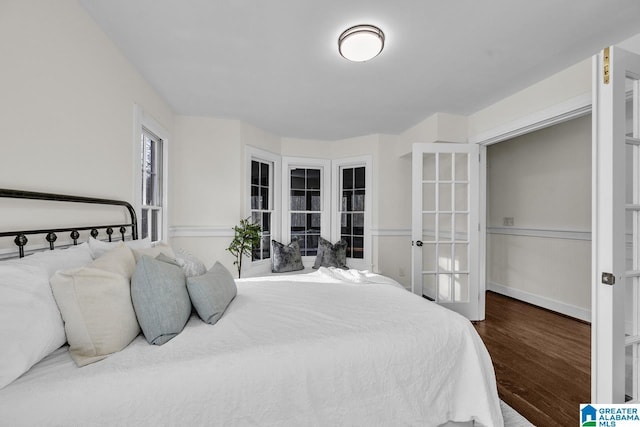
[503,217,514,226]
[399,267,406,277]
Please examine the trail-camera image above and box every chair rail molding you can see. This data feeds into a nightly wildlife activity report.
[488,226,591,241]
[371,227,411,237]
[169,226,235,238]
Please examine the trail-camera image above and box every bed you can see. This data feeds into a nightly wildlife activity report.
[0,189,503,427]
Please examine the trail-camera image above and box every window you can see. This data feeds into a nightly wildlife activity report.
[339,166,365,259]
[246,146,280,271]
[282,157,331,261]
[248,153,370,270]
[140,128,163,242]
[134,105,168,244]
[290,167,322,256]
[250,159,273,261]
[332,156,372,269]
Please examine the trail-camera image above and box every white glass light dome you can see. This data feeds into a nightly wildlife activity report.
[338,25,385,62]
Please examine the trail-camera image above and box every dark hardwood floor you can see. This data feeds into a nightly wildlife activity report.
[473,291,590,427]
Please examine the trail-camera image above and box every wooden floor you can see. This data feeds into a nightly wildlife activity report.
[473,291,590,427]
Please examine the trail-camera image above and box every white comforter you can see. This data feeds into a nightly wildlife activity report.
[0,268,503,427]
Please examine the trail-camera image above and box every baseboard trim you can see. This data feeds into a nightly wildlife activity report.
[487,281,591,322]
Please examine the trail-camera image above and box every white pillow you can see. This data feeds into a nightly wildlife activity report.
[0,263,66,389]
[90,243,136,279]
[50,244,139,367]
[132,242,175,263]
[88,237,152,259]
[12,243,93,276]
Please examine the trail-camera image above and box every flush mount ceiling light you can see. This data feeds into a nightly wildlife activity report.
[338,24,385,62]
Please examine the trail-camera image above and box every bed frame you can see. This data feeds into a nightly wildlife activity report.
[0,188,138,258]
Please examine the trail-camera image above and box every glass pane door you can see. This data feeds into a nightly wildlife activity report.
[412,143,481,320]
[592,46,640,403]
[625,74,640,403]
[421,152,470,302]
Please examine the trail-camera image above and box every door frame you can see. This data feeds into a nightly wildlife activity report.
[469,48,637,403]
[470,93,592,313]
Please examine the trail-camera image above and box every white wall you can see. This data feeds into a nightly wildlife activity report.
[372,134,412,286]
[0,0,173,252]
[171,117,242,228]
[486,115,592,320]
[169,116,286,274]
[0,0,173,198]
[468,59,591,140]
[618,33,640,55]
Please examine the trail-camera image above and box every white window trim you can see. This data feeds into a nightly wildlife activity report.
[133,104,169,242]
[332,155,373,271]
[282,156,331,268]
[244,146,281,276]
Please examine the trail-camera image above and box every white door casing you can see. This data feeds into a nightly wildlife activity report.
[411,143,482,320]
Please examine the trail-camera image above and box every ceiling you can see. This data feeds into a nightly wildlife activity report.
[80,0,640,140]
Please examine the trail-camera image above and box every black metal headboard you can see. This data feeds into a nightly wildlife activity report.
[0,188,138,258]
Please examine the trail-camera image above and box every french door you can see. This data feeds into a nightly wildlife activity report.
[592,46,640,403]
[411,143,483,320]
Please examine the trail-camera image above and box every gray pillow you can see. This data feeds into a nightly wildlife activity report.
[271,239,304,273]
[175,248,207,278]
[313,237,348,269]
[186,262,237,325]
[131,255,191,345]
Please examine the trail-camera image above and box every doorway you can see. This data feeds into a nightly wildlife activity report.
[478,110,593,421]
[485,115,592,322]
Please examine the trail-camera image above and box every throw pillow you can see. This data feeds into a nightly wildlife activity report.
[175,248,207,278]
[271,239,304,273]
[90,243,136,279]
[186,262,237,325]
[50,266,140,367]
[88,237,151,259]
[132,242,176,263]
[312,237,348,269]
[131,255,191,345]
[13,242,93,276]
[49,244,140,367]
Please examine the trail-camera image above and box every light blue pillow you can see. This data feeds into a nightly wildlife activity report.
[186,262,237,325]
[131,255,191,345]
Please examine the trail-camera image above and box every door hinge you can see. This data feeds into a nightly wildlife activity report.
[603,47,610,85]
[601,272,615,286]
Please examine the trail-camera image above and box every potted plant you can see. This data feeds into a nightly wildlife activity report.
[227,217,262,278]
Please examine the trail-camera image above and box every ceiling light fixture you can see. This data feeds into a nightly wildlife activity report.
[338,24,385,62]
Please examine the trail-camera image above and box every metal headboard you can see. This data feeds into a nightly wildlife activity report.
[0,188,138,258]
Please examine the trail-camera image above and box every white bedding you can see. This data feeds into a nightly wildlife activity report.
[0,268,503,427]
